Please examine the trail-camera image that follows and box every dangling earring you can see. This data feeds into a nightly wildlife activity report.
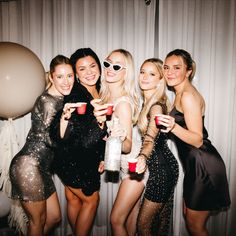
[76,75,80,84]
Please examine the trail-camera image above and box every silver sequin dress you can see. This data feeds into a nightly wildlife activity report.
[9,91,64,201]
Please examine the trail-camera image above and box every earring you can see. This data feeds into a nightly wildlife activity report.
[76,76,80,84]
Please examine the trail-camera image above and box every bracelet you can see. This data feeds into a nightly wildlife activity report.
[61,113,69,121]
[170,122,176,132]
[145,133,155,140]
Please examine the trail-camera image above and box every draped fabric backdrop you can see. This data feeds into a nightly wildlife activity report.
[0,0,235,235]
[158,1,236,235]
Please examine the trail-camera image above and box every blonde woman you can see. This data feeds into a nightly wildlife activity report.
[92,49,146,236]
[136,58,179,235]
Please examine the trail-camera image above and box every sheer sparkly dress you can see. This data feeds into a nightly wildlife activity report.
[169,107,230,211]
[50,82,107,196]
[137,103,179,236]
[9,91,64,201]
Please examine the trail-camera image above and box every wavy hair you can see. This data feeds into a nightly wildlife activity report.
[99,49,140,124]
[137,58,170,135]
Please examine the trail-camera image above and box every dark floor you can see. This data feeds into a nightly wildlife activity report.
[0,215,19,236]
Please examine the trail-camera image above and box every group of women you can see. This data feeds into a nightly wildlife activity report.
[9,48,230,236]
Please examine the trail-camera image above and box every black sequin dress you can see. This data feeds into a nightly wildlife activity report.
[137,103,179,236]
[10,91,64,201]
[144,132,179,202]
[170,107,231,211]
[50,82,106,196]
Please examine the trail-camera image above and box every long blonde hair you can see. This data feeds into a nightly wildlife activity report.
[99,49,140,124]
[137,58,170,135]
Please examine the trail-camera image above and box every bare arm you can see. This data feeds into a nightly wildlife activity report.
[113,101,133,154]
[159,91,204,148]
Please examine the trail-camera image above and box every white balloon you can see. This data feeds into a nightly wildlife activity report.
[0,191,11,217]
[0,42,46,119]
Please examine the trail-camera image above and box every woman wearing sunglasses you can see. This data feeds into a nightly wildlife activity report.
[50,48,107,236]
[91,49,147,236]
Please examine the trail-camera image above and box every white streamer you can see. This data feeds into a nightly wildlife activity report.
[0,118,20,196]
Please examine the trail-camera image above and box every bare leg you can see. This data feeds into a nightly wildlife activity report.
[184,202,210,236]
[111,177,144,236]
[44,192,61,235]
[67,187,99,236]
[21,200,46,236]
[65,186,82,232]
[126,198,141,236]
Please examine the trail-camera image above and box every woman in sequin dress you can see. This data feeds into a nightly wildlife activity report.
[136,58,179,235]
[9,55,75,236]
[50,48,107,236]
[158,49,231,236]
[92,49,147,236]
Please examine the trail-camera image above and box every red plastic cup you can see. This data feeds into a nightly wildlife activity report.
[155,114,166,130]
[128,158,137,172]
[155,115,160,125]
[76,102,87,115]
[106,104,114,115]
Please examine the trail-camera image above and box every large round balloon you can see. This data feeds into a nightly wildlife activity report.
[0,42,45,119]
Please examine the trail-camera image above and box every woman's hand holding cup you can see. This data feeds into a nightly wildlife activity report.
[135,155,147,174]
[155,114,176,133]
[90,99,108,124]
[62,103,79,120]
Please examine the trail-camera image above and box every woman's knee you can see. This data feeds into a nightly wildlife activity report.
[50,211,61,225]
[110,209,125,227]
[186,214,207,234]
[84,192,100,207]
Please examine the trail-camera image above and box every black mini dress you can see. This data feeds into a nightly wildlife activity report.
[170,107,231,211]
[50,82,107,196]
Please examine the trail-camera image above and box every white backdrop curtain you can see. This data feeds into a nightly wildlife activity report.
[157,0,236,236]
[0,0,236,235]
[0,0,156,235]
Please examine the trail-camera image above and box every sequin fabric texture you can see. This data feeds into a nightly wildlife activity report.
[50,82,106,196]
[137,102,179,236]
[10,91,64,201]
[145,132,179,202]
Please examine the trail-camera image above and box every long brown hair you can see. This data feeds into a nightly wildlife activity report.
[165,49,196,81]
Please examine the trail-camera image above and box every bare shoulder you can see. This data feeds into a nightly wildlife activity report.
[115,100,132,115]
[181,87,205,115]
